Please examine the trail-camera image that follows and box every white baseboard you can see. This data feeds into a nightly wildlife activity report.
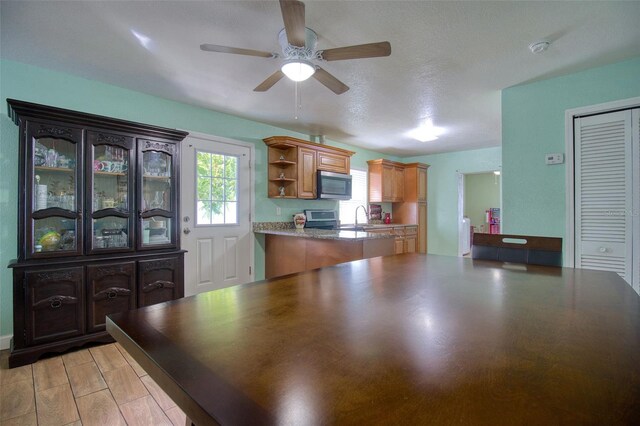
[0,334,12,351]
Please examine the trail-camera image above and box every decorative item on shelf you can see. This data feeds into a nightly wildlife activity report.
[60,230,75,250]
[102,198,115,209]
[34,143,47,166]
[58,156,70,169]
[45,149,58,168]
[279,172,285,179]
[35,175,47,210]
[279,186,286,197]
[384,212,391,224]
[149,218,169,243]
[293,213,306,229]
[38,230,61,251]
[146,152,168,176]
[279,155,285,161]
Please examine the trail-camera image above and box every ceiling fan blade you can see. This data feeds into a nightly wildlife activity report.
[279,0,306,47]
[254,70,286,92]
[312,67,349,95]
[321,42,391,61]
[200,44,277,58]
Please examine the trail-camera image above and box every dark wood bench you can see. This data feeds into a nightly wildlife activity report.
[471,233,562,267]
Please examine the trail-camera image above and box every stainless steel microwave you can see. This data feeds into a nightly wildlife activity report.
[317,170,352,200]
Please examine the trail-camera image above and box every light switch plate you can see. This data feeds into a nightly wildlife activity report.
[545,153,564,165]
[276,207,281,216]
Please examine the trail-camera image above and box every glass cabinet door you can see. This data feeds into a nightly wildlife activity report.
[138,140,177,249]
[86,131,135,253]
[27,122,83,258]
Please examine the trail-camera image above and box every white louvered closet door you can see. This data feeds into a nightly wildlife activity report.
[575,109,637,288]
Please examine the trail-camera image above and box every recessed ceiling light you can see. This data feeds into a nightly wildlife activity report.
[529,41,550,54]
[406,120,445,142]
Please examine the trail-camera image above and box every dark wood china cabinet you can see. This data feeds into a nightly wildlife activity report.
[7,99,188,367]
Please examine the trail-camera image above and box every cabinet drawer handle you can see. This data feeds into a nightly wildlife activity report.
[50,299,62,309]
[107,291,117,299]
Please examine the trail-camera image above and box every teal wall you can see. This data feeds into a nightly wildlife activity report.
[464,173,501,231]
[502,56,640,249]
[404,147,502,257]
[0,59,398,337]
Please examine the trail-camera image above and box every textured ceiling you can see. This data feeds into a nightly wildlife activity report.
[1,1,639,156]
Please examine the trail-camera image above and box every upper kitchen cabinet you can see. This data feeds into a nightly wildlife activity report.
[263,136,354,199]
[402,163,429,202]
[368,159,405,202]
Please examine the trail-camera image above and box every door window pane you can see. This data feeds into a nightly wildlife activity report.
[196,151,239,225]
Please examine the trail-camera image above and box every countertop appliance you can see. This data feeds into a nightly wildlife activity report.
[304,209,339,229]
[317,170,352,200]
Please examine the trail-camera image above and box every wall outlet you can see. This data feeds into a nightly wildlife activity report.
[545,153,564,165]
[276,207,281,216]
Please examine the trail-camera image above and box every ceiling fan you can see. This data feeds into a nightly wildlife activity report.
[200,0,391,95]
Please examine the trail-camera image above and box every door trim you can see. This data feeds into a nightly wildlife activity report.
[178,130,255,283]
[564,96,640,268]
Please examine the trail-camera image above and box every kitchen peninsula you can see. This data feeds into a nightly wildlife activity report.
[255,225,395,278]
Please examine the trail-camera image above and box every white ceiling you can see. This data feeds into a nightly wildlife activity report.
[2,1,639,156]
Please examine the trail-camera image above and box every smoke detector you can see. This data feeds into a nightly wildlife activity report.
[529,41,550,54]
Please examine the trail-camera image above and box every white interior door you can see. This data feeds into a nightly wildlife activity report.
[181,133,253,296]
[575,110,634,285]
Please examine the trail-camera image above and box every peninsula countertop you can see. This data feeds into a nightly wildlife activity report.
[253,223,417,241]
[253,227,396,241]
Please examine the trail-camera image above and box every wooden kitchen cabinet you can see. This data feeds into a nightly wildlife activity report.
[368,159,406,202]
[317,150,350,174]
[418,203,427,252]
[297,147,317,199]
[393,167,405,202]
[388,162,430,254]
[7,99,187,367]
[266,141,298,198]
[264,136,354,199]
[404,226,417,253]
[403,163,428,202]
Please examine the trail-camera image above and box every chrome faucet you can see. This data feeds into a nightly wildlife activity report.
[355,205,369,228]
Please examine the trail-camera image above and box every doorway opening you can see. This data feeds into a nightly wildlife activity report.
[457,171,502,257]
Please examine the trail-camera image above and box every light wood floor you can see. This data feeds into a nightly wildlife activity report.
[0,343,186,426]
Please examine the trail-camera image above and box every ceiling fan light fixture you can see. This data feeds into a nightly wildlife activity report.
[281,59,316,82]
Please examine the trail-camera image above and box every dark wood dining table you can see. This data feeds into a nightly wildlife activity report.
[106,254,640,425]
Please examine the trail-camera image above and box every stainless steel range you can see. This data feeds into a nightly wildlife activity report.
[304,209,339,229]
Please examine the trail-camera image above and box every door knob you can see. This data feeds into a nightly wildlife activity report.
[183,216,190,223]
[183,227,191,235]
